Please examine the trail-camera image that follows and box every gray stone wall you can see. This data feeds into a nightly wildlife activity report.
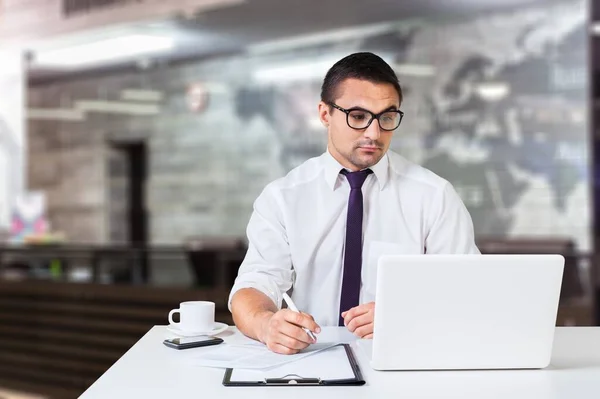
[27,0,590,251]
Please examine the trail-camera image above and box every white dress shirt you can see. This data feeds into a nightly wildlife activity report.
[229,150,480,326]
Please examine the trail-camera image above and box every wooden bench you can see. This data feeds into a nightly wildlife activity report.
[0,280,232,398]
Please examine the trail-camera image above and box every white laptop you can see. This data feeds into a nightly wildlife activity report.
[369,254,564,370]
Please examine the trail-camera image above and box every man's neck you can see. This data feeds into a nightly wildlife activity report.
[327,146,362,172]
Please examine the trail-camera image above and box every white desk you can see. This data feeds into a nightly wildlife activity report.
[81,326,600,399]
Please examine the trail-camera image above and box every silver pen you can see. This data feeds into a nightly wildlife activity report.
[282,293,317,341]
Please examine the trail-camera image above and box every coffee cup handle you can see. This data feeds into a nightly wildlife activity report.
[168,309,180,326]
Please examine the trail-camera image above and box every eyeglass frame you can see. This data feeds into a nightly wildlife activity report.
[327,102,404,131]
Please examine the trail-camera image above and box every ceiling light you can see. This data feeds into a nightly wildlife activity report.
[33,35,174,68]
[475,82,511,102]
[253,58,339,84]
[75,100,160,115]
[253,53,396,84]
[28,108,85,121]
[394,64,436,77]
[121,89,164,102]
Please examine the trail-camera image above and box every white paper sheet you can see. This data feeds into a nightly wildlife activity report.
[229,345,356,382]
[189,342,338,370]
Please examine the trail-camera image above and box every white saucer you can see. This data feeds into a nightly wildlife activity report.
[166,322,228,337]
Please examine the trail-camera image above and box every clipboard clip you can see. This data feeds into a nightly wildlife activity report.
[265,374,321,385]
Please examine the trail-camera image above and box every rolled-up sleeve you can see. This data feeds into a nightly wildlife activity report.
[228,183,294,311]
[425,182,480,254]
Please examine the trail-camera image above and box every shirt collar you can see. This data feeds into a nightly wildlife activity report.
[322,149,390,191]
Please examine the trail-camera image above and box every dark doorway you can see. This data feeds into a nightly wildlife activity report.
[108,140,149,282]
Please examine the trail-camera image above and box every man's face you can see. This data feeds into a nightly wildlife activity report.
[319,78,400,171]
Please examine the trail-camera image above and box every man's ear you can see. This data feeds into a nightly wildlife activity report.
[318,101,330,127]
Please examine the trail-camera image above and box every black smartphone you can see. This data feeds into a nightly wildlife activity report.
[163,336,224,350]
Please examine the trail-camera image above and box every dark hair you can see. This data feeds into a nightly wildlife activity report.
[320,52,403,104]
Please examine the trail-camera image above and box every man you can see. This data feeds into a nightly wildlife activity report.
[229,52,479,355]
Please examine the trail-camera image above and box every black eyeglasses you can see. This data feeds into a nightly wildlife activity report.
[328,102,404,131]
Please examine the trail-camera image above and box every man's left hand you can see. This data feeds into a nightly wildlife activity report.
[341,302,375,339]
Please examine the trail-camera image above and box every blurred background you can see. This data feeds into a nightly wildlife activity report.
[0,0,596,397]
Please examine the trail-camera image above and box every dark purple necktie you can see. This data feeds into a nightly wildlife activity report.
[339,168,373,326]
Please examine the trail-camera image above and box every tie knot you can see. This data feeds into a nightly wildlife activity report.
[341,169,372,189]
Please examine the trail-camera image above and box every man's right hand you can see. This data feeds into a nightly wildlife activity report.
[257,309,321,355]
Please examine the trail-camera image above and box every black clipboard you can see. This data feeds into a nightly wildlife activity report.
[222,344,365,386]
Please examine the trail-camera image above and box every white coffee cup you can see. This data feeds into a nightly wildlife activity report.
[168,301,215,332]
